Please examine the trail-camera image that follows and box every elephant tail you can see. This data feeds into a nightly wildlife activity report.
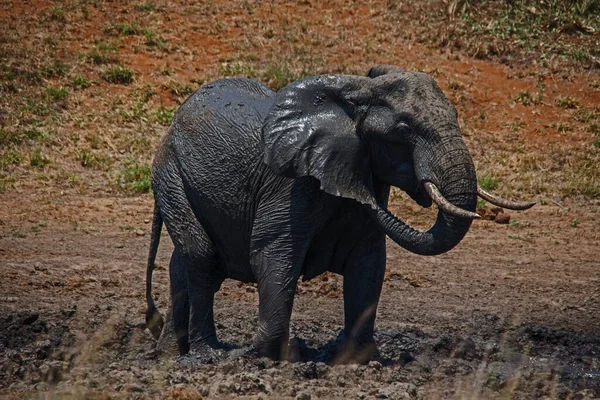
[145,203,165,340]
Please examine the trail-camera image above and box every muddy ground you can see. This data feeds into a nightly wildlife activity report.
[1,194,599,399]
[1,0,600,399]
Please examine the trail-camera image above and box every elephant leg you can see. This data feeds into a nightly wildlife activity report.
[185,247,223,357]
[169,247,190,355]
[163,205,223,359]
[341,231,386,362]
[250,250,300,360]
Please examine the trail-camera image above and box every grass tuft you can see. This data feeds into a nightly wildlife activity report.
[156,106,176,126]
[478,176,501,191]
[103,66,134,85]
[135,3,157,12]
[29,149,51,169]
[555,95,580,109]
[119,163,152,192]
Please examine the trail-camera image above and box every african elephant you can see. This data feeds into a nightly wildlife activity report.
[144,64,534,361]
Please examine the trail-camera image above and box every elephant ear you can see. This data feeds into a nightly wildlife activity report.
[262,75,377,207]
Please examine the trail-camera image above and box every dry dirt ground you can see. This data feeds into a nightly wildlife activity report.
[1,1,600,399]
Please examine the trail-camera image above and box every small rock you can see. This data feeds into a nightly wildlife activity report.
[23,313,39,325]
[453,337,477,360]
[115,243,125,248]
[294,361,318,380]
[296,392,311,400]
[368,360,383,370]
[144,219,150,223]
[34,262,47,272]
[494,210,511,224]
[126,384,144,392]
[135,229,145,236]
[61,308,76,318]
[39,361,66,383]
[6,350,23,364]
[35,339,52,359]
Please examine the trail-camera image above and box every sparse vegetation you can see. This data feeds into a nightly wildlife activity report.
[29,149,51,169]
[555,95,580,109]
[513,90,542,106]
[49,7,66,23]
[113,23,140,36]
[79,149,111,169]
[478,176,501,191]
[135,3,156,12]
[102,66,134,85]
[85,41,119,65]
[44,86,69,103]
[156,106,176,126]
[0,0,597,204]
[72,76,92,89]
[119,162,152,192]
[143,27,166,48]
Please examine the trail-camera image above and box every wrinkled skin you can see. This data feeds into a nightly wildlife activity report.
[146,65,482,362]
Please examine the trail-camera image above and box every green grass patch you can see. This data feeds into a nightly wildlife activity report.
[29,149,51,169]
[0,127,45,147]
[478,176,501,191]
[103,65,134,85]
[0,149,22,169]
[262,64,298,91]
[161,80,194,97]
[79,149,112,169]
[72,76,92,89]
[134,84,157,103]
[135,3,156,12]
[49,6,66,23]
[156,106,176,126]
[119,163,152,193]
[0,173,15,193]
[85,41,119,65]
[219,62,255,78]
[544,122,572,132]
[114,23,140,36]
[143,27,166,48]
[41,60,70,78]
[555,95,580,109]
[44,86,69,102]
[513,90,542,106]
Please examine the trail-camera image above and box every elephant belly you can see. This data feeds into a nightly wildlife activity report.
[302,201,367,281]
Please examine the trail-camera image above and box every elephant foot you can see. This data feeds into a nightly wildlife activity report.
[333,340,381,365]
[227,340,288,361]
[227,346,259,360]
[179,341,237,366]
[316,330,382,365]
[179,347,225,366]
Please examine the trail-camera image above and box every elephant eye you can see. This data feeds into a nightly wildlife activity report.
[395,122,411,132]
[383,122,412,143]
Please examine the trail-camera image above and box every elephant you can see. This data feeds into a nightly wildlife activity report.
[144,64,534,362]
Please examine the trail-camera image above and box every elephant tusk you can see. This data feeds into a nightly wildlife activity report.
[424,182,481,219]
[477,186,536,210]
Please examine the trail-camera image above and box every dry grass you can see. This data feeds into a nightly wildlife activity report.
[0,0,598,201]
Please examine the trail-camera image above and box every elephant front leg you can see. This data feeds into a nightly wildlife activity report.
[249,251,300,360]
[340,232,386,363]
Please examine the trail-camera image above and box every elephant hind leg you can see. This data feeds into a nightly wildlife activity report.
[168,229,224,360]
[169,247,191,355]
[157,191,224,358]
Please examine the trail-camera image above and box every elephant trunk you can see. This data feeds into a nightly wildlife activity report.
[372,139,478,256]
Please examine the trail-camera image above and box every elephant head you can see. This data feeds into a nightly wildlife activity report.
[262,65,533,256]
